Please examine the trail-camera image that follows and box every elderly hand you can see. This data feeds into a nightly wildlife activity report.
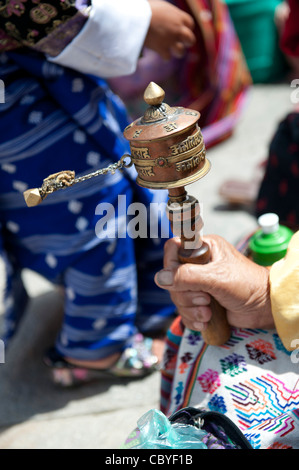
[145,0,196,60]
[155,235,275,332]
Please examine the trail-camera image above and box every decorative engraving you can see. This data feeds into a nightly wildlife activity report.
[175,151,205,173]
[133,129,143,138]
[124,122,133,132]
[135,166,155,178]
[131,147,150,159]
[155,157,168,167]
[142,103,175,124]
[170,129,202,156]
[164,122,178,132]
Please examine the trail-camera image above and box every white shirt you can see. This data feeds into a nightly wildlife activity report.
[49,0,152,78]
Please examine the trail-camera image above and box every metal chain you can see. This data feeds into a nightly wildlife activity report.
[41,154,132,197]
[72,155,131,185]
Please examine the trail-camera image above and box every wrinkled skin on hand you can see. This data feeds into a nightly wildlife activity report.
[145,0,196,60]
[155,235,274,332]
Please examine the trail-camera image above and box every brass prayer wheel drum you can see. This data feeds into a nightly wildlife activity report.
[123,82,210,190]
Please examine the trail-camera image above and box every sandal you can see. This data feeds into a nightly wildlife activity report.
[43,333,159,388]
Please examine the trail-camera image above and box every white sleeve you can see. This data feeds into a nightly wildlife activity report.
[48,0,152,78]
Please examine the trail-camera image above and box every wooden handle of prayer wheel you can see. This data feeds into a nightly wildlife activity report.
[178,242,231,346]
[166,187,231,346]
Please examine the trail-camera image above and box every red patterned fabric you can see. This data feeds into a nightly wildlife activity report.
[110,0,252,149]
[280,0,299,57]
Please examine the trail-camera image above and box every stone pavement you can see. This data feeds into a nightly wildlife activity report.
[0,83,292,449]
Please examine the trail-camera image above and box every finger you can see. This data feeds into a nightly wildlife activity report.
[177,306,212,324]
[179,305,212,330]
[156,236,221,291]
[154,269,173,288]
[155,261,212,292]
[181,11,195,30]
[170,42,186,59]
[181,317,207,331]
[171,290,210,308]
[178,305,212,323]
[179,25,196,47]
[192,292,211,305]
[170,25,196,59]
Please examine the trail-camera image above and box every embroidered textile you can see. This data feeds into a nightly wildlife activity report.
[0,0,88,54]
[161,317,299,449]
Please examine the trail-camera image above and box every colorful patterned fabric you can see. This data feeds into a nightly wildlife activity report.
[160,316,299,449]
[0,49,174,359]
[0,0,89,54]
[109,0,252,149]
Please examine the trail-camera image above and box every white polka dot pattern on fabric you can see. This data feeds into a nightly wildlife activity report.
[6,221,19,233]
[12,181,28,192]
[20,95,35,105]
[102,262,114,275]
[68,200,83,214]
[28,111,43,124]
[72,78,84,93]
[92,318,107,330]
[86,151,100,166]
[106,240,117,255]
[1,163,16,173]
[75,217,88,231]
[66,287,76,301]
[45,253,58,268]
[73,130,86,144]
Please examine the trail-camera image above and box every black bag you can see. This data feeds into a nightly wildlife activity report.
[169,407,253,449]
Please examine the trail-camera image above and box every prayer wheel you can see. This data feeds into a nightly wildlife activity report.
[23,82,231,346]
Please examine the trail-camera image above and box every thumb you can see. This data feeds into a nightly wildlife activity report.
[155,257,214,293]
[163,237,182,270]
[155,236,216,291]
[154,237,181,289]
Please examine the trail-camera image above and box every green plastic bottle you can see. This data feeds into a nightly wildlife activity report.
[249,213,294,266]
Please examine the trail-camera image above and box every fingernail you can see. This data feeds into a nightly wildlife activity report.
[193,296,210,306]
[156,269,173,286]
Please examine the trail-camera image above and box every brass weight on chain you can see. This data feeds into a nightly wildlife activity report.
[23,82,231,346]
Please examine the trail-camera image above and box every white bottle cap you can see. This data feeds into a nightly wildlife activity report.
[258,213,279,234]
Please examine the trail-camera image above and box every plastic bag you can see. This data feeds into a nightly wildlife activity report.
[131,409,207,449]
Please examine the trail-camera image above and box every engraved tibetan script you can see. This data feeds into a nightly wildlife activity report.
[131,147,151,159]
[136,166,155,177]
[133,129,143,138]
[170,129,202,156]
[175,152,205,173]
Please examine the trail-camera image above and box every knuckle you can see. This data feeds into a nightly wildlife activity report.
[175,263,194,285]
